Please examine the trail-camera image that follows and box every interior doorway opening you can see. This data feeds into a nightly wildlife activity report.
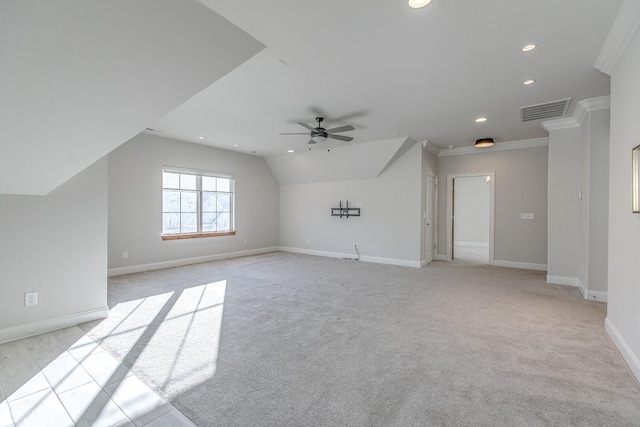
[446,172,495,265]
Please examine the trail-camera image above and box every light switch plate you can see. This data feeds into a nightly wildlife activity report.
[521,213,534,220]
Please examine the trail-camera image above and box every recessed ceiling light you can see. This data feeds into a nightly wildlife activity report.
[233,144,239,147]
[523,79,535,85]
[199,136,205,139]
[408,0,432,8]
[475,117,487,123]
[287,150,294,153]
[522,44,536,52]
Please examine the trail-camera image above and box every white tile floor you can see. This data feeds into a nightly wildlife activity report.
[0,327,195,427]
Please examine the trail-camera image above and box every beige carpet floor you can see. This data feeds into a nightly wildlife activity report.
[81,252,640,426]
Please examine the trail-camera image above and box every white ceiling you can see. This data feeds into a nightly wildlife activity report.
[1,0,623,194]
[150,0,621,157]
[0,0,263,195]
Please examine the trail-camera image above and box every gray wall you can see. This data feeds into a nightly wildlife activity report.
[453,176,490,246]
[0,158,108,342]
[547,128,582,281]
[279,142,424,265]
[438,146,548,266]
[607,25,640,381]
[108,133,279,273]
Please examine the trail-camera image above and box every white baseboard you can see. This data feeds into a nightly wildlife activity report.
[605,317,640,384]
[547,275,579,287]
[578,279,607,302]
[279,246,422,268]
[436,254,449,261]
[493,260,547,271]
[0,306,109,345]
[108,247,279,277]
[454,241,489,248]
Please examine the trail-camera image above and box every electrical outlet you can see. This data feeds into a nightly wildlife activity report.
[122,251,129,259]
[243,239,248,245]
[305,238,311,245]
[355,243,359,248]
[25,291,38,307]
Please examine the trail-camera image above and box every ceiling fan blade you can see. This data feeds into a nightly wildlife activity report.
[327,134,353,142]
[297,122,316,132]
[326,125,354,133]
[280,132,311,135]
[307,139,316,144]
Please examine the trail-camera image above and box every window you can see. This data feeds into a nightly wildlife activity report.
[162,167,235,239]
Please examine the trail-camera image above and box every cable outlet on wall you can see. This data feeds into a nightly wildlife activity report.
[25,291,38,307]
[122,251,129,259]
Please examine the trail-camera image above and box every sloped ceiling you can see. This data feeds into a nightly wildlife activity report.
[0,0,263,195]
[266,137,415,185]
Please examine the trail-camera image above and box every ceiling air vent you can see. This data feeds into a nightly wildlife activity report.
[520,98,572,122]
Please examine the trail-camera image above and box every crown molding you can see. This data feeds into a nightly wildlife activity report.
[422,140,441,156]
[595,0,640,75]
[438,137,548,157]
[542,95,611,131]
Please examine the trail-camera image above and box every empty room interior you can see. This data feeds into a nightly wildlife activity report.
[2,0,640,425]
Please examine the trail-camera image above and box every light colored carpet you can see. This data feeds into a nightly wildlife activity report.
[82,252,640,426]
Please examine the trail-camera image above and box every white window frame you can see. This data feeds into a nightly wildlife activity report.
[161,166,236,240]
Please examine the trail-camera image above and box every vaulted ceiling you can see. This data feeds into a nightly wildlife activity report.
[1,0,622,195]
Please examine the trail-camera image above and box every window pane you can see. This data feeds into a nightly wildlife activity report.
[181,213,197,233]
[217,193,230,212]
[180,174,196,190]
[181,191,198,212]
[202,192,216,213]
[216,213,230,231]
[202,213,216,232]
[202,176,216,191]
[163,172,179,189]
[163,190,181,212]
[217,178,230,192]
[163,213,180,234]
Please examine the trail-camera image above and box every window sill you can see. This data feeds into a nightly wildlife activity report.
[162,231,237,241]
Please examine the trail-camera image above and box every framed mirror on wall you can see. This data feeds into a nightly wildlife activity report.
[633,145,640,213]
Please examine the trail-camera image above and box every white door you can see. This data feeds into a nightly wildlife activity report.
[425,175,436,264]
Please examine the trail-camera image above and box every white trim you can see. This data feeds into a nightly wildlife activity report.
[546,275,579,287]
[438,138,548,157]
[585,290,608,303]
[493,260,547,271]
[0,306,109,345]
[279,246,422,268]
[454,241,489,248]
[542,95,611,131]
[108,247,279,276]
[595,0,640,75]
[605,317,640,384]
[436,254,448,261]
[422,140,441,156]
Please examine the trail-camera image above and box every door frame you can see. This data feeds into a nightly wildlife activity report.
[423,174,438,265]
[445,172,495,264]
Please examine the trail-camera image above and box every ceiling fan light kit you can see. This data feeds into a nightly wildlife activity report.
[282,116,354,145]
[475,138,495,148]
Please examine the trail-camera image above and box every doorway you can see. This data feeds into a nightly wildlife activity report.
[446,173,495,264]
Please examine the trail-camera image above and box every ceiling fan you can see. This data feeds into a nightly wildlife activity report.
[281,117,354,144]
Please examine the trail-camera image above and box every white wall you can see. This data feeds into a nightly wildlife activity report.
[0,158,108,343]
[107,133,279,275]
[437,146,548,267]
[453,176,490,246]
[279,142,423,266]
[606,26,640,382]
[547,128,582,283]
